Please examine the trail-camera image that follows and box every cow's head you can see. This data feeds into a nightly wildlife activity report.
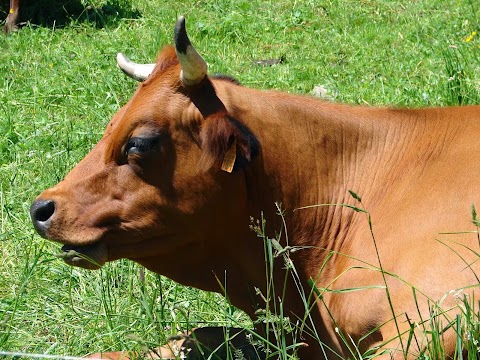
[30,17,259,282]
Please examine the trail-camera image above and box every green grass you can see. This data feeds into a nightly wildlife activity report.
[0,0,479,358]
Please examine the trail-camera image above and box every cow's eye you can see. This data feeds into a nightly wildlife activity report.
[125,136,160,156]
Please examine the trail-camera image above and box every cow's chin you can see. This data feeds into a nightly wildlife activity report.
[56,242,108,270]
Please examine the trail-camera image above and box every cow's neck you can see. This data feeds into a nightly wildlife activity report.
[221,83,455,268]
[226,88,370,238]
[214,82,470,357]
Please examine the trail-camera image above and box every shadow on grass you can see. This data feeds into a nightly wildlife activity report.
[1,0,141,30]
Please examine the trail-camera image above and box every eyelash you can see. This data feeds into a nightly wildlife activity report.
[125,137,160,156]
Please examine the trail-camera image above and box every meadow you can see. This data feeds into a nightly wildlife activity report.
[0,0,479,358]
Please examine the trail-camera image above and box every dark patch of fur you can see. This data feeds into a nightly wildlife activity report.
[227,117,259,169]
[188,77,258,172]
[184,77,225,118]
[199,114,259,172]
[211,74,242,86]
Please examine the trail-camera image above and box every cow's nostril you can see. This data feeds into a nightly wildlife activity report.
[35,200,55,222]
[30,200,56,238]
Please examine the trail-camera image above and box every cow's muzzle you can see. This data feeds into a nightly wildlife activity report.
[30,198,108,269]
[30,199,55,238]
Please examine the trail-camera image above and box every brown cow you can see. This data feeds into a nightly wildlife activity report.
[30,16,480,359]
[3,0,19,33]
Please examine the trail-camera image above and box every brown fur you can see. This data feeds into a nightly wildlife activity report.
[199,113,258,172]
[144,46,180,85]
[31,39,480,360]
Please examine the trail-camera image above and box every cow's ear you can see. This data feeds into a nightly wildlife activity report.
[199,114,259,172]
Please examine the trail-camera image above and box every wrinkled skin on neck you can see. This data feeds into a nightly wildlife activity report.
[32,43,480,359]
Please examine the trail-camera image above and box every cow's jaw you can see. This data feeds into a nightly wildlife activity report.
[55,242,108,270]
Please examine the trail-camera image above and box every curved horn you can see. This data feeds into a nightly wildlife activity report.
[116,53,156,82]
[174,16,207,86]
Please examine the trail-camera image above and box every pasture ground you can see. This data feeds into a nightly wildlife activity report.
[0,0,479,358]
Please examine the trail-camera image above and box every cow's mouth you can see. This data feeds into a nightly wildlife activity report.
[56,242,108,270]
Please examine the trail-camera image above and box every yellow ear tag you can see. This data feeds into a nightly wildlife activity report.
[9,8,14,13]
[221,138,237,173]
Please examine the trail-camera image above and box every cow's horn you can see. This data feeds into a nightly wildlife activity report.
[174,16,207,86]
[116,53,155,82]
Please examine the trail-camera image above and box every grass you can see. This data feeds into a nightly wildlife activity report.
[0,0,479,358]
